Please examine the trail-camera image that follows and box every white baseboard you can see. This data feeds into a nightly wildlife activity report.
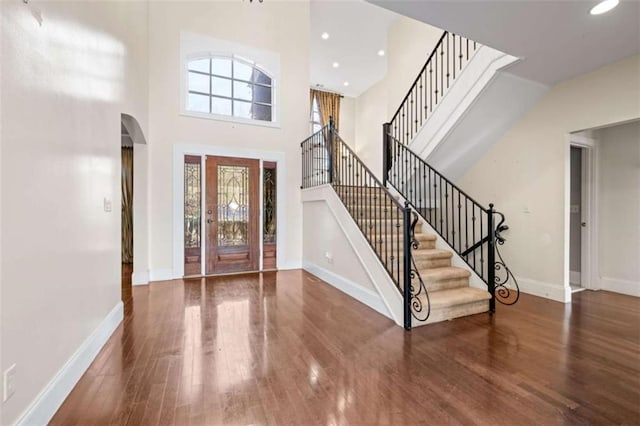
[277,260,303,271]
[569,270,581,285]
[600,276,640,297]
[132,270,149,286]
[14,301,124,426]
[149,268,176,282]
[516,276,572,303]
[303,261,392,319]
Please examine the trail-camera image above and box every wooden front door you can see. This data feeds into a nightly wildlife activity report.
[205,156,260,274]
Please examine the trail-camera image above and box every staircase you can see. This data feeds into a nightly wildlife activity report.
[301,121,517,329]
[300,31,519,329]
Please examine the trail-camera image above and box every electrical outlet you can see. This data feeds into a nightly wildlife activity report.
[3,364,16,402]
[325,252,333,264]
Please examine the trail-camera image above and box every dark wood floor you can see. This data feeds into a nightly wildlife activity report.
[51,270,640,425]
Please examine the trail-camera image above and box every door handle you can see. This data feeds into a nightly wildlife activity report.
[581,222,587,227]
[207,219,214,224]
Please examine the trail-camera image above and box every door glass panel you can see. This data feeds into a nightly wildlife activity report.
[184,157,202,276]
[263,167,276,244]
[217,165,249,246]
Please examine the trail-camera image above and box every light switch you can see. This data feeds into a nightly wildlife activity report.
[103,197,112,212]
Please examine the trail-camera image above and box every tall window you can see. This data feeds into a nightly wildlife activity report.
[311,96,322,133]
[187,56,274,122]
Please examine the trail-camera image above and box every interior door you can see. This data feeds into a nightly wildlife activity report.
[206,156,259,274]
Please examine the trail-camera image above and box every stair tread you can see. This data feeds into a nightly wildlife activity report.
[424,287,491,308]
[420,266,471,280]
[413,248,452,259]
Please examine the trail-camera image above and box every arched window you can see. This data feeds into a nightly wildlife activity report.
[186,56,274,122]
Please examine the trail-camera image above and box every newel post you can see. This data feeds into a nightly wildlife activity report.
[382,122,391,186]
[328,116,335,185]
[487,203,496,313]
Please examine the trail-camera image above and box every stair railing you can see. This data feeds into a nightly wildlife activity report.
[383,131,519,310]
[389,31,480,147]
[301,118,429,329]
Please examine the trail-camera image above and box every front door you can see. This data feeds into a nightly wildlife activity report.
[205,156,260,274]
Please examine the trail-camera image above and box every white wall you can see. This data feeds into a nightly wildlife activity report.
[458,55,640,302]
[353,17,443,175]
[0,1,148,423]
[146,1,310,278]
[338,95,356,145]
[596,120,640,294]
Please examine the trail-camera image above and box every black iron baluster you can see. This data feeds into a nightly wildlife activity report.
[403,202,412,330]
[487,204,496,313]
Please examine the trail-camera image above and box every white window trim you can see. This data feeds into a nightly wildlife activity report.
[180,32,281,128]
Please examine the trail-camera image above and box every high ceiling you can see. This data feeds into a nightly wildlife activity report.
[368,0,640,85]
[310,0,399,97]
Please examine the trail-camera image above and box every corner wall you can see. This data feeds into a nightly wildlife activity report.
[353,17,443,175]
[458,55,640,302]
[595,120,640,295]
[0,1,149,423]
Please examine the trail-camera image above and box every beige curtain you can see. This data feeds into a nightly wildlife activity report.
[311,89,341,130]
[121,147,134,264]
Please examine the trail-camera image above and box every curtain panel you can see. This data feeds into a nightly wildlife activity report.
[121,147,134,264]
[311,89,341,130]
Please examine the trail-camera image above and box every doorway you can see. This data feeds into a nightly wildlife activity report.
[569,146,586,291]
[568,135,595,293]
[179,149,282,278]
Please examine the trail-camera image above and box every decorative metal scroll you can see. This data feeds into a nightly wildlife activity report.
[493,211,520,305]
[409,212,431,321]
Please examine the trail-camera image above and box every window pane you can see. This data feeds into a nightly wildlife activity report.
[254,70,272,86]
[233,81,253,101]
[188,93,209,113]
[253,104,272,121]
[254,85,272,104]
[188,72,210,94]
[188,58,209,73]
[233,100,252,119]
[212,58,232,77]
[234,60,253,81]
[313,123,322,133]
[211,77,231,97]
[212,97,232,116]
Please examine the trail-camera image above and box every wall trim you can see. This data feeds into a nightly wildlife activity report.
[516,276,571,303]
[172,144,288,281]
[149,268,177,282]
[600,277,640,297]
[132,270,150,286]
[14,301,124,426]
[303,261,392,319]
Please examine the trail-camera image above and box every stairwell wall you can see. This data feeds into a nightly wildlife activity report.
[457,55,640,302]
[354,17,443,177]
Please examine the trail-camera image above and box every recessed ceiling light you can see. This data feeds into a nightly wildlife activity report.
[332,62,340,68]
[344,81,349,87]
[590,0,619,15]
[378,50,385,56]
[321,32,330,40]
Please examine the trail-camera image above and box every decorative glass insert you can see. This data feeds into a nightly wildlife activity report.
[263,167,276,244]
[184,160,201,249]
[187,56,273,122]
[217,165,250,246]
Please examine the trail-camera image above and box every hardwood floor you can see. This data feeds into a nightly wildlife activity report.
[51,270,640,425]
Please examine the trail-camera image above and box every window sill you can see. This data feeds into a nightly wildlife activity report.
[180,110,281,129]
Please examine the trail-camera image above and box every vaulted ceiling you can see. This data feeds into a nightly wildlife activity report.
[368,0,640,85]
[310,0,399,97]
